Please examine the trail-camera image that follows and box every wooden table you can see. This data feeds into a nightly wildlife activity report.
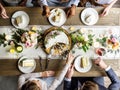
[0,59,120,76]
[0,7,120,76]
[0,7,120,26]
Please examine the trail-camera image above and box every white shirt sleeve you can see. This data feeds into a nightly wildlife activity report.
[40,0,48,6]
[48,64,70,90]
[105,66,111,71]
[72,0,80,6]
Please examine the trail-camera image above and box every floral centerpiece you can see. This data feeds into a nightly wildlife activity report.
[0,26,43,53]
[96,31,120,54]
[70,28,94,52]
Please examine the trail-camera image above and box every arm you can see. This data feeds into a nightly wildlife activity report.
[48,53,74,90]
[18,71,55,90]
[100,0,118,16]
[94,57,120,89]
[19,0,27,6]
[106,67,120,89]
[64,65,74,90]
[0,3,9,19]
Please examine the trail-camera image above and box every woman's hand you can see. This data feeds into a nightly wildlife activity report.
[100,5,111,17]
[94,57,108,69]
[66,53,74,65]
[41,71,55,77]
[65,65,74,79]
[0,6,9,19]
[42,5,50,17]
[67,4,76,18]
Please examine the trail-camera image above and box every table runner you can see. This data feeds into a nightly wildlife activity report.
[0,25,120,60]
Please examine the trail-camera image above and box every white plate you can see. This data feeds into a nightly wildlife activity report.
[11,11,30,28]
[48,8,66,26]
[81,8,99,25]
[74,55,92,73]
[18,56,36,73]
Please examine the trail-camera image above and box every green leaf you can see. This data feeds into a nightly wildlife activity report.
[82,45,87,52]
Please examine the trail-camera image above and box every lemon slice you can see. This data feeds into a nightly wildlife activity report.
[16,45,23,53]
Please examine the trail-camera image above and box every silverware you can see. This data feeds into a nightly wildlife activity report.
[45,53,52,70]
[38,56,43,71]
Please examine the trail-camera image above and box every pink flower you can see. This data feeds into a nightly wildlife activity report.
[25,41,32,48]
[111,37,116,43]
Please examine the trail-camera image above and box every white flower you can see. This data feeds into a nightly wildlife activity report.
[4,41,8,44]
[84,36,89,41]
[5,35,12,40]
[93,42,100,48]
[80,28,86,33]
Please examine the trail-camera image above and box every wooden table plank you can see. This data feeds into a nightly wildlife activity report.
[0,59,120,77]
[0,7,120,26]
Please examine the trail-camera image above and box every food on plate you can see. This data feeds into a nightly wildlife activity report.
[85,15,95,24]
[52,8,62,22]
[15,16,23,26]
[52,15,61,22]
[80,57,88,68]
[21,60,34,67]
[50,43,69,55]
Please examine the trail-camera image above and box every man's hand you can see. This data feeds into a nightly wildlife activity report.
[67,4,76,18]
[94,57,108,69]
[42,5,50,17]
[0,7,9,19]
[66,53,74,65]
[65,65,74,79]
[41,71,55,77]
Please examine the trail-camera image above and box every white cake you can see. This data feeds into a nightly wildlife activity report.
[45,30,69,49]
[44,30,70,55]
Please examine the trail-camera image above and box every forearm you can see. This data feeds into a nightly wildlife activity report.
[105,67,120,83]
[49,64,70,90]
[108,0,118,8]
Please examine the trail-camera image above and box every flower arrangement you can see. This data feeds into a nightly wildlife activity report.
[0,26,43,53]
[70,28,94,52]
[96,33,120,54]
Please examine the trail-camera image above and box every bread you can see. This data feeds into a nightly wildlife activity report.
[80,57,88,68]
[85,15,92,23]
[52,15,60,22]
[15,16,23,26]
[22,60,34,67]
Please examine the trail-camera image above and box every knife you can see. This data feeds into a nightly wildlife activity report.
[38,56,43,71]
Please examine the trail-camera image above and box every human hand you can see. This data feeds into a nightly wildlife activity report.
[94,57,108,69]
[66,4,76,18]
[66,53,74,65]
[0,7,9,19]
[41,71,55,77]
[65,65,74,79]
[42,5,50,17]
[100,6,111,17]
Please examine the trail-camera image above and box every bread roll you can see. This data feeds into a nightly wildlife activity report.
[22,60,34,67]
[15,16,23,26]
[80,57,88,68]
